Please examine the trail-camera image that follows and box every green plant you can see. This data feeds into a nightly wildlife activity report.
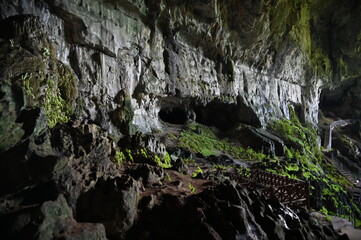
[320,206,329,215]
[167,132,177,140]
[214,164,227,171]
[125,149,134,162]
[44,78,69,128]
[179,123,267,161]
[154,151,172,168]
[192,166,203,177]
[188,183,196,194]
[183,158,196,166]
[139,148,147,159]
[355,219,361,229]
[285,163,299,172]
[237,167,252,178]
[22,73,35,99]
[267,106,359,216]
[115,151,126,166]
[165,173,172,181]
[41,47,51,57]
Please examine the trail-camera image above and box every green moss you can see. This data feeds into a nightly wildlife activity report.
[192,166,203,177]
[214,164,228,171]
[188,183,196,194]
[179,122,267,161]
[165,173,172,182]
[57,62,78,114]
[113,148,134,165]
[115,151,126,166]
[115,147,172,168]
[341,135,356,152]
[21,72,35,100]
[320,206,329,215]
[154,151,172,168]
[44,78,69,128]
[267,106,360,218]
[183,158,196,166]
[289,3,311,55]
[269,0,332,78]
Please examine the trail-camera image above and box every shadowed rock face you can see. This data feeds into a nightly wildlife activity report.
[127,181,339,240]
[320,78,361,119]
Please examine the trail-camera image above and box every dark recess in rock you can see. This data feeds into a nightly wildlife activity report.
[76,176,138,239]
[320,78,361,119]
[194,98,261,131]
[159,107,188,124]
[17,108,40,140]
[0,15,35,40]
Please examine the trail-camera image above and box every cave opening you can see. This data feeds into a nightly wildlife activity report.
[319,78,361,119]
[292,104,305,123]
[194,102,239,131]
[159,107,188,124]
[193,98,261,131]
[157,97,261,131]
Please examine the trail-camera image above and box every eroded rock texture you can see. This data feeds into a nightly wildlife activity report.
[1,0,361,239]
[2,0,360,137]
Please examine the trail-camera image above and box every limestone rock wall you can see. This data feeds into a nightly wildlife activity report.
[1,0,360,136]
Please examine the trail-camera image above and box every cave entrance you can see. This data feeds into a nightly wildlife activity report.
[319,78,361,119]
[159,108,188,124]
[193,98,261,131]
[194,102,239,131]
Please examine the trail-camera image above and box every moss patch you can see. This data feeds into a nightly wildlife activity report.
[111,91,136,135]
[57,61,78,113]
[269,0,332,78]
[179,123,267,161]
[43,78,70,128]
[267,106,359,220]
[113,147,172,169]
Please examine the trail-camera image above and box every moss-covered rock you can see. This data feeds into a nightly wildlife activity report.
[111,90,136,135]
[0,15,78,133]
[267,106,360,220]
[178,122,268,161]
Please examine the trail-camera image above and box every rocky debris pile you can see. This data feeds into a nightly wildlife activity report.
[331,216,361,240]
[0,119,346,239]
[1,194,107,240]
[128,181,342,240]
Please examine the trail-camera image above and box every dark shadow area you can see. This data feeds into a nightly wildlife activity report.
[76,176,137,239]
[193,98,261,131]
[0,142,58,197]
[320,78,361,119]
[17,108,40,140]
[194,101,239,131]
[292,104,305,123]
[159,107,187,124]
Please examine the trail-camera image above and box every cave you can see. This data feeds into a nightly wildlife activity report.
[194,102,239,131]
[159,107,188,124]
[320,78,361,119]
[193,98,261,131]
[2,0,361,239]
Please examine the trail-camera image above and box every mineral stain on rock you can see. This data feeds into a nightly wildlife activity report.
[1,0,361,239]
